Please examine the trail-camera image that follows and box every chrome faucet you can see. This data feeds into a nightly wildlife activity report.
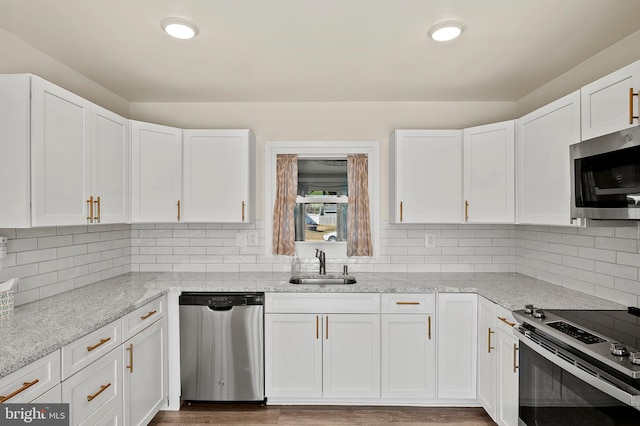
[315,249,326,275]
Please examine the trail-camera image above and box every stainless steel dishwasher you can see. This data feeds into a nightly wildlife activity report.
[179,292,265,402]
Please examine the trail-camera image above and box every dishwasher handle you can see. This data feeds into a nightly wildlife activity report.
[208,300,233,311]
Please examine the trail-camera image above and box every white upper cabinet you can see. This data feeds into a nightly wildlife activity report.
[131,121,182,223]
[581,60,640,141]
[390,130,463,223]
[516,91,581,225]
[463,121,515,223]
[0,75,31,228]
[90,105,130,224]
[31,76,91,227]
[182,130,255,223]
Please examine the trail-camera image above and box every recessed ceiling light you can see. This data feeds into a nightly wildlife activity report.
[428,21,466,42]
[161,18,198,40]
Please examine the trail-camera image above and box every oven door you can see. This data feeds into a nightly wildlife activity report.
[516,328,640,426]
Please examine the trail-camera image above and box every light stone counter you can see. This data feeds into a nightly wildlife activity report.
[0,271,625,378]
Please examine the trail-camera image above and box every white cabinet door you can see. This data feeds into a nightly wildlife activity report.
[390,130,463,223]
[182,130,255,222]
[437,293,477,400]
[123,316,168,426]
[497,329,519,426]
[516,91,580,225]
[323,314,380,398]
[477,296,497,421]
[264,313,323,399]
[0,74,31,228]
[581,60,640,140]
[131,121,182,223]
[463,121,515,223]
[90,105,130,224]
[381,313,435,399]
[31,76,91,226]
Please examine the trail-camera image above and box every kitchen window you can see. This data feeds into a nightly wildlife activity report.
[265,141,380,260]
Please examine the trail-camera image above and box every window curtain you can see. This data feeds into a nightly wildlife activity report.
[347,154,373,256]
[272,154,298,256]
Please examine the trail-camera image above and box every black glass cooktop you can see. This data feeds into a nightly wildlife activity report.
[546,307,640,349]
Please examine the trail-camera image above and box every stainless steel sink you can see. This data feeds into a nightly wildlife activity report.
[289,274,357,285]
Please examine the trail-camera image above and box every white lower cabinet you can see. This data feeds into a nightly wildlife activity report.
[436,293,477,400]
[62,347,122,426]
[264,293,380,402]
[381,294,435,399]
[477,296,519,426]
[122,298,168,426]
[0,350,61,403]
[31,384,62,403]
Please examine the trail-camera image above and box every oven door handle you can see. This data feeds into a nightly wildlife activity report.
[514,326,640,408]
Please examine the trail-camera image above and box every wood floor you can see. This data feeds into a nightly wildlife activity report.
[150,403,496,425]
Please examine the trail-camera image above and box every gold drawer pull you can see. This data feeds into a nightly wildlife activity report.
[315,315,319,340]
[498,316,515,327]
[513,344,519,374]
[0,379,39,403]
[242,201,246,222]
[400,201,403,222]
[86,196,94,223]
[428,316,432,340]
[141,310,157,320]
[87,383,111,402]
[126,343,133,373]
[396,301,420,305]
[94,196,101,223]
[87,337,111,352]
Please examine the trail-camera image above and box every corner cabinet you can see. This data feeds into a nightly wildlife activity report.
[436,293,477,400]
[390,130,463,223]
[264,293,380,402]
[182,130,256,222]
[581,60,640,140]
[463,121,515,223]
[516,90,580,225]
[131,121,182,223]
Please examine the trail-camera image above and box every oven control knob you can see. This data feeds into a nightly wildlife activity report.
[524,304,534,314]
[532,308,545,319]
[630,352,640,365]
[610,343,629,356]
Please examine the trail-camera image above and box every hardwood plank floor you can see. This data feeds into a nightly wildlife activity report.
[150,403,497,425]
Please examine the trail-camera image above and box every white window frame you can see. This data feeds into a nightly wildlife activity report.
[265,141,380,259]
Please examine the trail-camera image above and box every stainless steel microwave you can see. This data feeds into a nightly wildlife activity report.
[570,126,640,220]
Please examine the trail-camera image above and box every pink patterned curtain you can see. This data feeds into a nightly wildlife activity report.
[347,154,373,256]
[272,154,298,256]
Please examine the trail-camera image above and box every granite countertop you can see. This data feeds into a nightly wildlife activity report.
[0,271,625,378]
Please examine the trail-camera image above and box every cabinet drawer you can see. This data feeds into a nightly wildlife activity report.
[0,350,60,403]
[62,347,121,426]
[496,305,517,333]
[62,319,121,380]
[381,293,434,313]
[266,293,380,314]
[122,296,166,341]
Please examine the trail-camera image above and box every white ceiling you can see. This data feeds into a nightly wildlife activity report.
[1,0,640,103]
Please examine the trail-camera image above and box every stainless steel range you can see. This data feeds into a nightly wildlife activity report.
[513,306,640,425]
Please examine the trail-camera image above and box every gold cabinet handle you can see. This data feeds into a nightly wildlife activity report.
[0,379,39,403]
[87,383,111,402]
[396,301,420,305]
[126,343,133,373]
[465,200,469,222]
[498,316,515,327]
[86,195,94,223]
[400,201,403,222]
[87,337,111,352]
[513,343,519,373]
[94,196,101,223]
[325,316,329,340]
[242,201,246,222]
[141,310,157,320]
[315,315,319,340]
[630,88,638,124]
[428,316,432,340]
[488,328,495,353]
[177,200,181,221]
